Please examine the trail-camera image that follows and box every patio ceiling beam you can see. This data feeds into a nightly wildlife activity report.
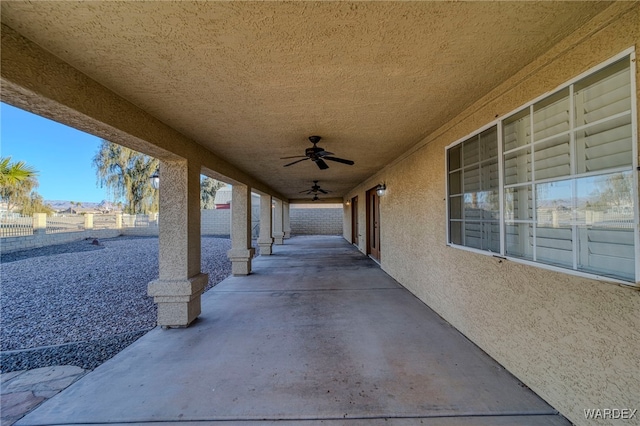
[0,23,287,202]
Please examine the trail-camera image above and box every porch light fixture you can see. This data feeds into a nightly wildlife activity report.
[150,169,160,190]
[376,183,386,197]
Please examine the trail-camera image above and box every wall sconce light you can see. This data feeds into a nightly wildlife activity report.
[345,200,351,206]
[150,169,160,190]
[376,183,386,197]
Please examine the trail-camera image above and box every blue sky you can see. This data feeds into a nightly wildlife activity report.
[1,103,110,203]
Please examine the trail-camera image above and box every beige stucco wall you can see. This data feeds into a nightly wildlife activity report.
[344,4,640,426]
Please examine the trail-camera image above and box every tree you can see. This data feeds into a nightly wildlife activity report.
[20,192,55,216]
[0,157,39,212]
[592,173,633,210]
[0,157,37,186]
[93,141,159,214]
[201,176,224,209]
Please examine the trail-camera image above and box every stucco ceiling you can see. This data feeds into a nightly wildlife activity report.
[1,1,613,201]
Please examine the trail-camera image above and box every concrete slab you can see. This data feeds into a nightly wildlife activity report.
[17,236,570,425]
[40,416,572,426]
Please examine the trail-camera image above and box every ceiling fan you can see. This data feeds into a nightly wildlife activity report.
[281,136,354,170]
[300,180,331,195]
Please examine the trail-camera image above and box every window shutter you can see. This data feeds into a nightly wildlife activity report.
[536,227,573,267]
[576,61,631,126]
[533,90,570,142]
[534,134,571,180]
[577,116,632,172]
[575,61,632,174]
[578,228,635,281]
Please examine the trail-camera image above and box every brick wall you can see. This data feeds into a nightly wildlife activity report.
[290,207,342,235]
[0,229,122,253]
[201,209,231,236]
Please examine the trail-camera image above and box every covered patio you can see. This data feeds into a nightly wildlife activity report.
[16,236,569,426]
[2,2,639,425]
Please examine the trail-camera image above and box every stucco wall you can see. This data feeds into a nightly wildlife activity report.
[344,5,640,426]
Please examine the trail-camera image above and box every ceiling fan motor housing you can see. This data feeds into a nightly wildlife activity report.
[281,135,353,169]
[306,146,323,157]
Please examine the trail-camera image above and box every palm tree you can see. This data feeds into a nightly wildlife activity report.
[0,156,37,186]
[0,157,38,212]
[93,140,158,214]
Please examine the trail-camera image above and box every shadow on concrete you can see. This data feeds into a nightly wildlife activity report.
[16,236,570,425]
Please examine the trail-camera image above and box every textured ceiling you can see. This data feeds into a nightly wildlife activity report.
[1,1,612,201]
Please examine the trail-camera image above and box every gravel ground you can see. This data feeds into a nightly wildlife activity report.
[0,235,234,372]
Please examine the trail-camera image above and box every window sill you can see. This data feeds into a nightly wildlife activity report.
[446,243,639,290]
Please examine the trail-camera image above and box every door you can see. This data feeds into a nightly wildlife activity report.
[351,196,359,245]
[366,188,381,261]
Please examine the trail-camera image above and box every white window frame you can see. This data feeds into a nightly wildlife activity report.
[445,48,638,287]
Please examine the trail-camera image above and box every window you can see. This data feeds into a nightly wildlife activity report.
[447,53,637,285]
[448,127,500,252]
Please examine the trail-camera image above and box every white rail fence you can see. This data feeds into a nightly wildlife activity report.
[0,207,342,254]
[0,213,159,238]
[45,215,85,234]
[0,213,162,254]
[0,214,33,238]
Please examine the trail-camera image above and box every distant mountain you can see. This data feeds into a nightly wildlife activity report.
[45,200,119,212]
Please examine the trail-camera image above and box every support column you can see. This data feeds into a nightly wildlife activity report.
[273,198,284,245]
[227,184,255,275]
[257,194,274,255]
[150,212,159,227]
[84,213,94,230]
[32,213,46,236]
[148,160,207,327]
[283,202,291,239]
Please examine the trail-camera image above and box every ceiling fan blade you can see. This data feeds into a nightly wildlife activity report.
[317,150,334,157]
[324,156,354,165]
[315,159,329,170]
[284,158,310,167]
[318,189,329,194]
[280,155,308,160]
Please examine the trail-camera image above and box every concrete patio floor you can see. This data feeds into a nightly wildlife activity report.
[16,235,570,425]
